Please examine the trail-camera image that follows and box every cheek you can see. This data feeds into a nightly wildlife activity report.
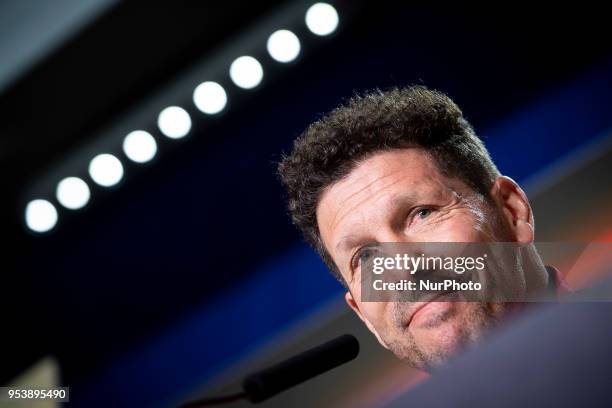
[358,301,389,330]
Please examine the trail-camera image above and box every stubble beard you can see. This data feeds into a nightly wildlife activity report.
[384,300,505,371]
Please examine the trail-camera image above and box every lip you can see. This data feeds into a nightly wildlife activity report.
[406,290,455,327]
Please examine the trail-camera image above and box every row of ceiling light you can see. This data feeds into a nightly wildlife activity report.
[24,2,339,234]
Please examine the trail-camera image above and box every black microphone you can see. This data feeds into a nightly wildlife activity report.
[179,334,360,407]
[243,333,360,402]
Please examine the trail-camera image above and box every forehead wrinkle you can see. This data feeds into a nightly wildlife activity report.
[317,149,448,259]
[331,174,399,228]
[325,177,462,259]
[335,190,419,252]
[328,172,414,238]
[322,150,429,223]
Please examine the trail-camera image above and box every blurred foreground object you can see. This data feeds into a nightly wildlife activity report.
[384,274,612,408]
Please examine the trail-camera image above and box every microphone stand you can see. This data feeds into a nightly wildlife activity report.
[177,334,359,407]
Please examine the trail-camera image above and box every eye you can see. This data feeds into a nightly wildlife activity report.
[416,207,432,219]
[410,206,436,225]
[361,247,376,262]
[351,246,376,270]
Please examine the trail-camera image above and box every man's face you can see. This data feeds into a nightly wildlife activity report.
[316,148,529,370]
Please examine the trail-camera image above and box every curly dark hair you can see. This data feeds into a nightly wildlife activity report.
[278,85,500,284]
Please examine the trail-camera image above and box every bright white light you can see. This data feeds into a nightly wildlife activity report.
[267,30,301,63]
[25,199,58,233]
[123,130,157,163]
[56,177,90,210]
[305,3,339,36]
[229,56,264,89]
[88,154,124,187]
[193,81,228,114]
[157,106,192,139]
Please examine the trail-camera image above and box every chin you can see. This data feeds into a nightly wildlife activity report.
[414,305,468,364]
[393,302,492,370]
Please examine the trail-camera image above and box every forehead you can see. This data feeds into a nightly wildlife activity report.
[316,148,450,252]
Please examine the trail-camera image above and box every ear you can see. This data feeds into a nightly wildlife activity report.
[490,176,534,244]
[344,291,390,350]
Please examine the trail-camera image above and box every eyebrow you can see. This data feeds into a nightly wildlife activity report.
[336,235,363,254]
